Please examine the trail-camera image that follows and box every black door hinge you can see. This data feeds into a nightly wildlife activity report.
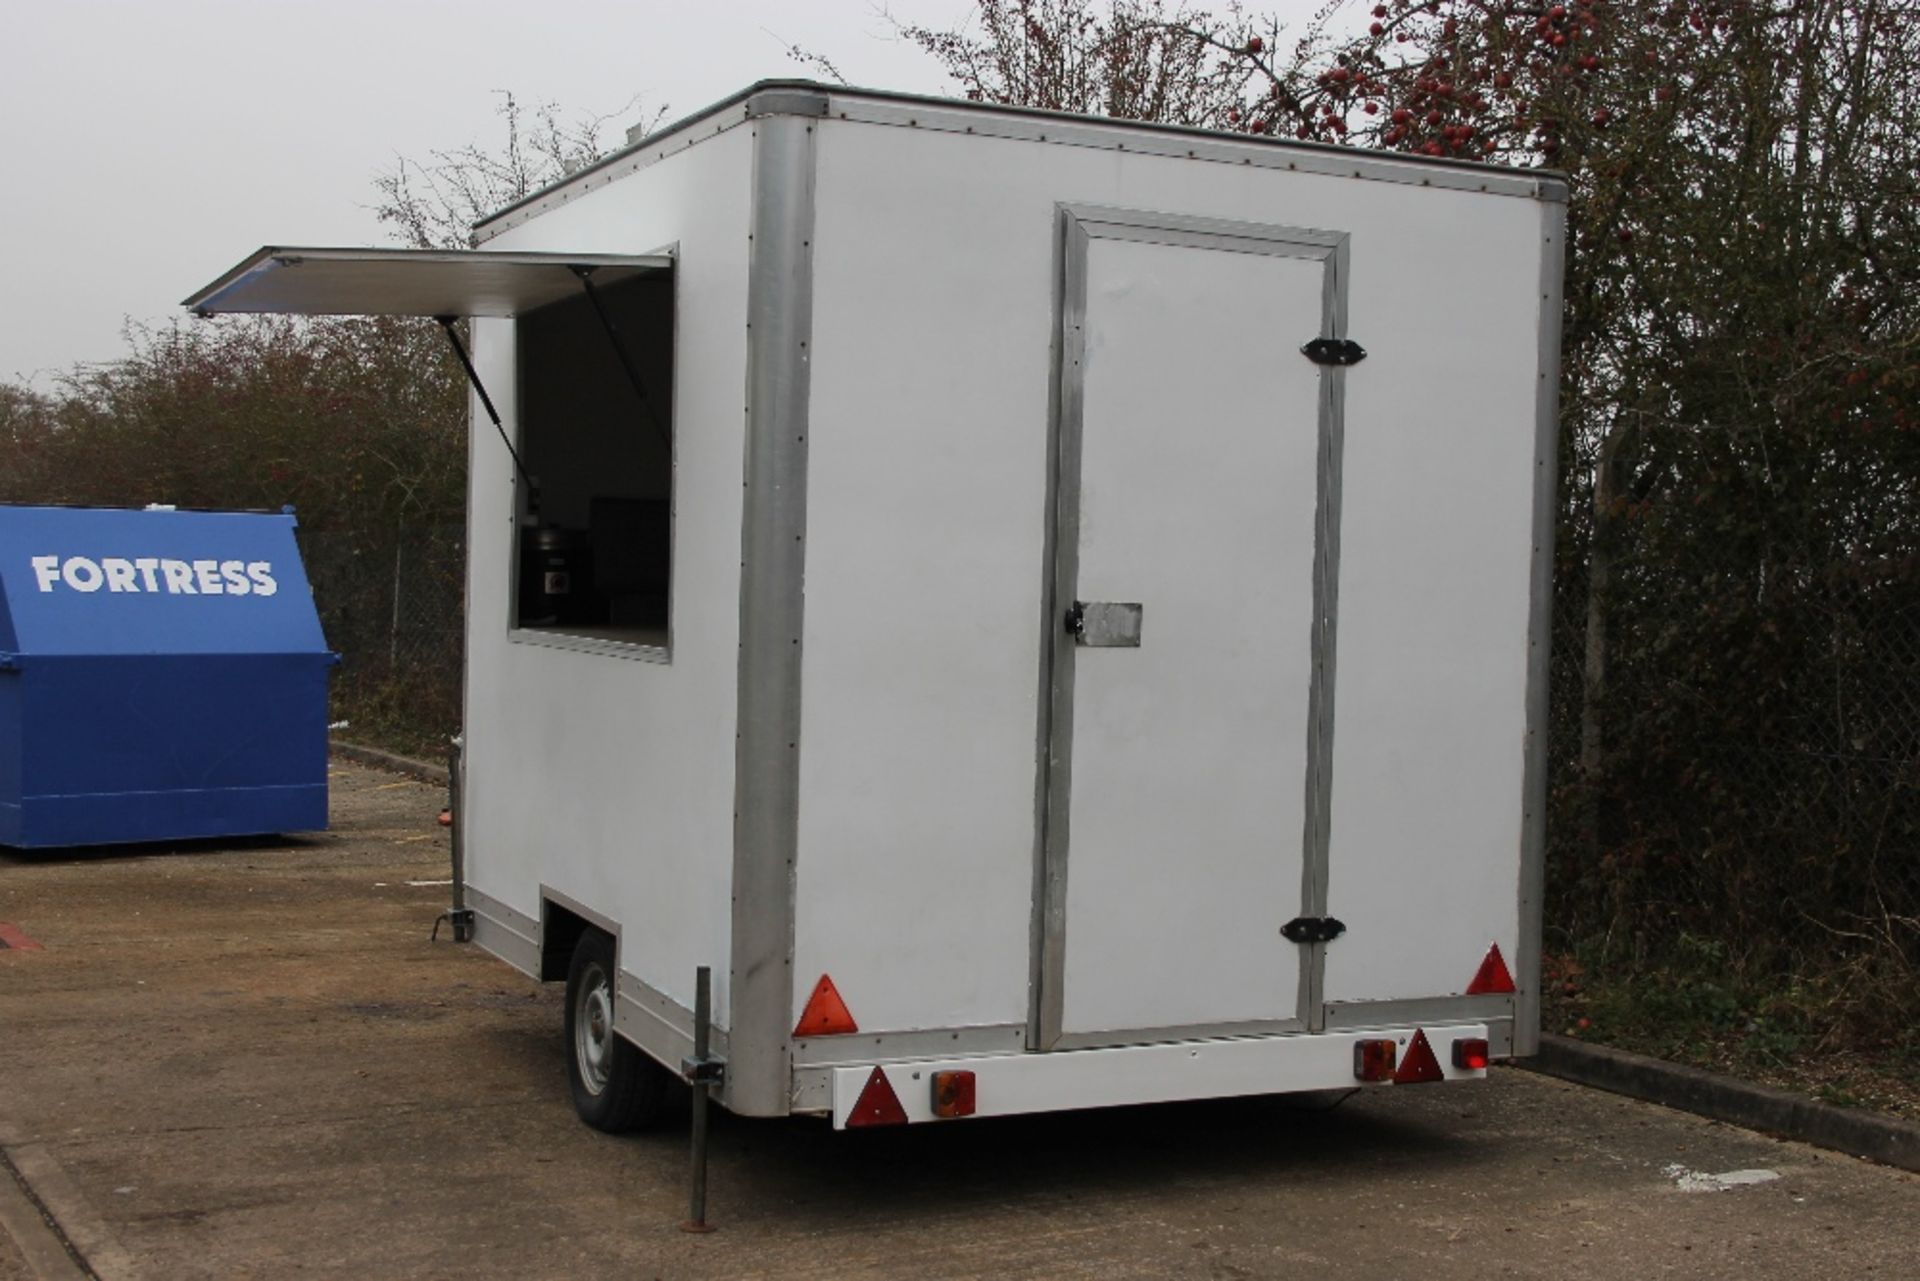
[1301,337,1367,366]
[1281,916,1347,944]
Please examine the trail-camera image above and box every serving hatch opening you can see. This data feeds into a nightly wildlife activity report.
[183,245,680,656]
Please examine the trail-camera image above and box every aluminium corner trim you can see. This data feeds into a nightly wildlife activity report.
[827,94,1559,203]
[1512,201,1567,1058]
[726,110,819,1118]
[615,968,732,1070]
[1322,993,1516,1030]
[467,885,540,979]
[1033,204,1352,1051]
[472,85,829,245]
[792,1023,1028,1067]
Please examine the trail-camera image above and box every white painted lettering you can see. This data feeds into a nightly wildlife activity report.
[27,552,286,598]
[62,557,105,593]
[102,558,139,592]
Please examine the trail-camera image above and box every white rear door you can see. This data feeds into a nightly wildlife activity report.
[1039,208,1350,1049]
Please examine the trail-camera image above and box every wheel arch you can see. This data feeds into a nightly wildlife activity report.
[540,887,620,983]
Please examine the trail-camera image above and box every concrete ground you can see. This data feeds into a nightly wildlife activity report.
[2,762,1916,1280]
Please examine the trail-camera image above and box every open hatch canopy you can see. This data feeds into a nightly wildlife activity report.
[182,246,674,319]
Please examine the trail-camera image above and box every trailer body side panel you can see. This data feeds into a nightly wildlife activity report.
[462,125,754,1032]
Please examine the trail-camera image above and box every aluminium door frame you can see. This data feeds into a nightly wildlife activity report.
[1030,203,1355,1052]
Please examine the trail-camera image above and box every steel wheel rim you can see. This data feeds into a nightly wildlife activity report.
[575,961,614,1096]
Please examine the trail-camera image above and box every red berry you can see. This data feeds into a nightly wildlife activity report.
[1363,100,1380,114]
[1495,70,1514,88]
[1392,106,1412,123]
[1370,21,1384,35]
[1373,3,1388,15]
[1246,35,1264,54]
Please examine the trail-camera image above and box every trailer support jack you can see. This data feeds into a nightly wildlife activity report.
[679,964,724,1232]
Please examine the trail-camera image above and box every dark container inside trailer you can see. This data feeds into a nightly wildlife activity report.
[0,505,336,848]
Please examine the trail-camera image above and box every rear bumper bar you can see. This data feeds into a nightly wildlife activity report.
[805,1022,1494,1128]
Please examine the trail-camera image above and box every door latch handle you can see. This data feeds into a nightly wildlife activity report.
[1066,601,1143,648]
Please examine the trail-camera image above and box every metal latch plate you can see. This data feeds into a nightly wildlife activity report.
[1068,601,1144,648]
[680,1055,727,1086]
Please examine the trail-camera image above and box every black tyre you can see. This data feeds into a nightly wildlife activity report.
[564,929,674,1132]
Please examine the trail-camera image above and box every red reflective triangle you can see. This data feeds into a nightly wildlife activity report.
[845,1067,909,1127]
[1466,942,1516,995]
[794,974,859,1037]
[1394,1028,1445,1084]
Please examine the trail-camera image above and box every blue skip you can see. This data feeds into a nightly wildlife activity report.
[0,505,337,848]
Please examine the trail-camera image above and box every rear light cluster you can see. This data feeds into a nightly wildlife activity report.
[1353,1030,1491,1084]
[845,1067,980,1128]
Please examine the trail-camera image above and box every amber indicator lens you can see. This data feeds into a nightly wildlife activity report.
[1353,1039,1398,1082]
[931,1070,977,1118]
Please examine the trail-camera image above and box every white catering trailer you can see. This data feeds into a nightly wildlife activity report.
[186,82,1565,1131]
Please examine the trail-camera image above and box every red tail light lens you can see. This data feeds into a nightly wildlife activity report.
[931,1070,976,1118]
[1452,1037,1491,1071]
[1354,1038,1398,1082]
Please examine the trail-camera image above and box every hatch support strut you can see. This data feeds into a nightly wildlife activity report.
[570,266,672,450]
[434,316,539,519]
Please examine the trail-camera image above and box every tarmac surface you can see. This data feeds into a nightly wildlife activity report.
[1,761,1916,1279]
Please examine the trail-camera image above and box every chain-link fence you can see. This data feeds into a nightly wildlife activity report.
[301,524,465,759]
[1545,459,1920,1048]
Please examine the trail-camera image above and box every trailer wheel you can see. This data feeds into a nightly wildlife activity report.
[564,929,672,1132]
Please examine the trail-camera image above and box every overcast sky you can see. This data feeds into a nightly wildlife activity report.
[2,0,1328,386]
